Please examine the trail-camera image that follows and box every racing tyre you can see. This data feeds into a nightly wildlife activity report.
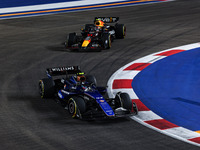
[84,24,95,31]
[132,101,138,115]
[115,93,132,111]
[86,75,97,86]
[115,24,126,39]
[114,93,123,108]
[39,78,55,98]
[66,32,77,47]
[68,96,86,119]
[102,34,111,49]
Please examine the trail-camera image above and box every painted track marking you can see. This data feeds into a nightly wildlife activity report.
[0,0,174,19]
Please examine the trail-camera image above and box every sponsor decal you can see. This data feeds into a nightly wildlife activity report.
[51,66,75,72]
[58,92,63,99]
[95,17,119,23]
[61,90,70,95]
[96,96,103,99]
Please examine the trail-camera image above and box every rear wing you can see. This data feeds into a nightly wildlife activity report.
[94,17,119,23]
[46,66,81,77]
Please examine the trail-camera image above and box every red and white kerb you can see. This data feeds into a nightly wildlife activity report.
[107,43,200,147]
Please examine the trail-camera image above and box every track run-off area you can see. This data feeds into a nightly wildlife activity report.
[107,43,200,147]
[1,0,200,149]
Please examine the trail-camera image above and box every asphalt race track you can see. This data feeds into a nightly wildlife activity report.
[1,0,200,149]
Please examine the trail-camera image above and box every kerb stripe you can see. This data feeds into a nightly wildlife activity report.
[112,79,132,89]
[123,63,151,71]
[188,137,200,144]
[144,119,179,130]
[155,49,185,56]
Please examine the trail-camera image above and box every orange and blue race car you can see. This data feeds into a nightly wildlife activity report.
[64,17,126,51]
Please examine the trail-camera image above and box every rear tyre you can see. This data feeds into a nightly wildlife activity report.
[68,96,86,119]
[39,78,55,98]
[115,24,126,39]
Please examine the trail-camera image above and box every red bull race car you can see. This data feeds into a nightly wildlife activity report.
[39,66,138,119]
[64,17,126,51]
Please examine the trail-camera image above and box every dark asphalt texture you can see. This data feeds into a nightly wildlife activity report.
[0,0,200,149]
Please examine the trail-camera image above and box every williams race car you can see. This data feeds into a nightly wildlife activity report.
[39,66,138,119]
[65,17,126,51]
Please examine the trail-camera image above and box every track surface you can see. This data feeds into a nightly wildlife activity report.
[0,0,200,149]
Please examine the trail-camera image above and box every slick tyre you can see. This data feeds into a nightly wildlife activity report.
[68,96,86,119]
[120,93,132,111]
[39,78,55,98]
[115,93,132,111]
[132,102,138,115]
[115,24,126,39]
[102,34,111,49]
[84,24,95,31]
[67,32,77,47]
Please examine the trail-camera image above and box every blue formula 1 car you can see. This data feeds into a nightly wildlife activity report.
[39,66,138,119]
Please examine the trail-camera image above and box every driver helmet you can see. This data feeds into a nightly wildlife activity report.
[76,72,86,83]
[95,19,105,27]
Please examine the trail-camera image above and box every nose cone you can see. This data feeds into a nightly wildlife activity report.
[82,40,90,47]
[82,38,91,48]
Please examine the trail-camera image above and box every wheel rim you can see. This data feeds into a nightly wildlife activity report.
[39,80,44,98]
[123,26,126,37]
[109,35,111,48]
[104,39,108,49]
[68,99,77,118]
[132,102,138,114]
[69,102,75,114]
[65,39,68,48]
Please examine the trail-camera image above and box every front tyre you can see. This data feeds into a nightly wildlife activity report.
[66,32,77,47]
[115,92,132,111]
[102,34,111,49]
[120,93,132,110]
[68,96,86,119]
